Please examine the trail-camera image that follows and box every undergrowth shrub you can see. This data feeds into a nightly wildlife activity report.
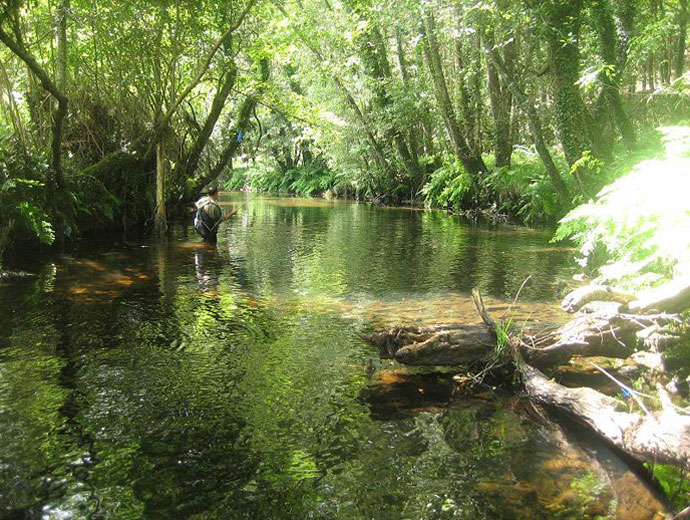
[422,157,472,210]
[224,162,348,197]
[0,141,54,258]
[481,149,566,223]
[422,150,568,223]
[553,126,690,289]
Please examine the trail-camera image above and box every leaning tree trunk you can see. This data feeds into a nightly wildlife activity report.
[192,58,270,196]
[421,11,486,176]
[521,364,690,467]
[0,13,70,246]
[590,0,636,149]
[483,43,570,208]
[0,24,68,190]
[182,62,238,179]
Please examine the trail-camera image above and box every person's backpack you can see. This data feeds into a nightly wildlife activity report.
[194,200,220,238]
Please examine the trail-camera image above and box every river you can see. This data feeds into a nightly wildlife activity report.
[0,194,670,519]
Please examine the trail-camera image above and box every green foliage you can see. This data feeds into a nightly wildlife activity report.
[422,158,472,210]
[644,463,690,510]
[225,163,348,198]
[16,201,54,245]
[0,141,54,256]
[553,126,690,288]
[493,317,513,361]
[2,0,690,247]
[72,152,150,230]
[645,73,690,123]
[422,150,570,223]
[482,150,566,223]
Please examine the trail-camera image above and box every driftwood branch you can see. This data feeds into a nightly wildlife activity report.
[521,364,690,467]
[625,278,690,314]
[561,284,635,313]
[364,310,676,369]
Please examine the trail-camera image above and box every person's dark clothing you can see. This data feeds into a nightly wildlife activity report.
[195,196,223,243]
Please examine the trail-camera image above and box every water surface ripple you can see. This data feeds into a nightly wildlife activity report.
[0,194,668,519]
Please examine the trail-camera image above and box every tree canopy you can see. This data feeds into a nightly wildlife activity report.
[1,0,689,255]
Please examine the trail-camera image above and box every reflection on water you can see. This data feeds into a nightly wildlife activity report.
[0,194,669,519]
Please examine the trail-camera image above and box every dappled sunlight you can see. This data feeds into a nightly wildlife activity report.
[55,256,148,303]
[557,126,690,286]
[660,125,690,158]
[264,290,567,329]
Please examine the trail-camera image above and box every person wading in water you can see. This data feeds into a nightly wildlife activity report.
[194,186,239,244]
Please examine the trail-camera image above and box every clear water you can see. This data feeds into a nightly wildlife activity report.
[0,194,669,519]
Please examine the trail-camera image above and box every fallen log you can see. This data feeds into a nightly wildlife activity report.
[521,312,678,368]
[624,277,690,314]
[365,282,690,473]
[521,363,690,467]
[562,284,636,313]
[364,310,678,369]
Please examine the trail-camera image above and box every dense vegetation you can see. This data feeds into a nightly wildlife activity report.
[1,0,690,260]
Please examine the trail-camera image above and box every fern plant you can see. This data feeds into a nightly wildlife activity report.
[0,142,55,258]
[553,127,690,288]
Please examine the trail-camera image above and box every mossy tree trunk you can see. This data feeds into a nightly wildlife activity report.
[484,11,515,169]
[590,0,636,149]
[541,0,600,166]
[192,58,270,195]
[0,4,70,245]
[154,140,167,236]
[675,0,689,78]
[421,10,486,177]
[483,42,570,208]
[455,20,484,163]
[350,7,421,187]
[182,62,238,179]
[615,0,637,90]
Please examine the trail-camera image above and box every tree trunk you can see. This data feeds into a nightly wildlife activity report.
[590,0,636,148]
[182,62,237,178]
[485,25,514,168]
[366,24,421,184]
[154,140,167,236]
[541,0,600,165]
[455,28,483,162]
[483,43,570,208]
[521,364,690,468]
[395,28,423,170]
[675,0,689,78]
[365,283,690,470]
[0,24,68,190]
[142,0,259,160]
[56,0,69,92]
[193,59,270,195]
[616,0,637,68]
[420,11,486,176]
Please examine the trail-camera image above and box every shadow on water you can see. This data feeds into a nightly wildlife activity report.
[0,194,672,519]
[360,370,670,519]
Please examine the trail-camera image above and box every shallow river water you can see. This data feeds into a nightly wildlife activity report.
[0,194,671,519]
